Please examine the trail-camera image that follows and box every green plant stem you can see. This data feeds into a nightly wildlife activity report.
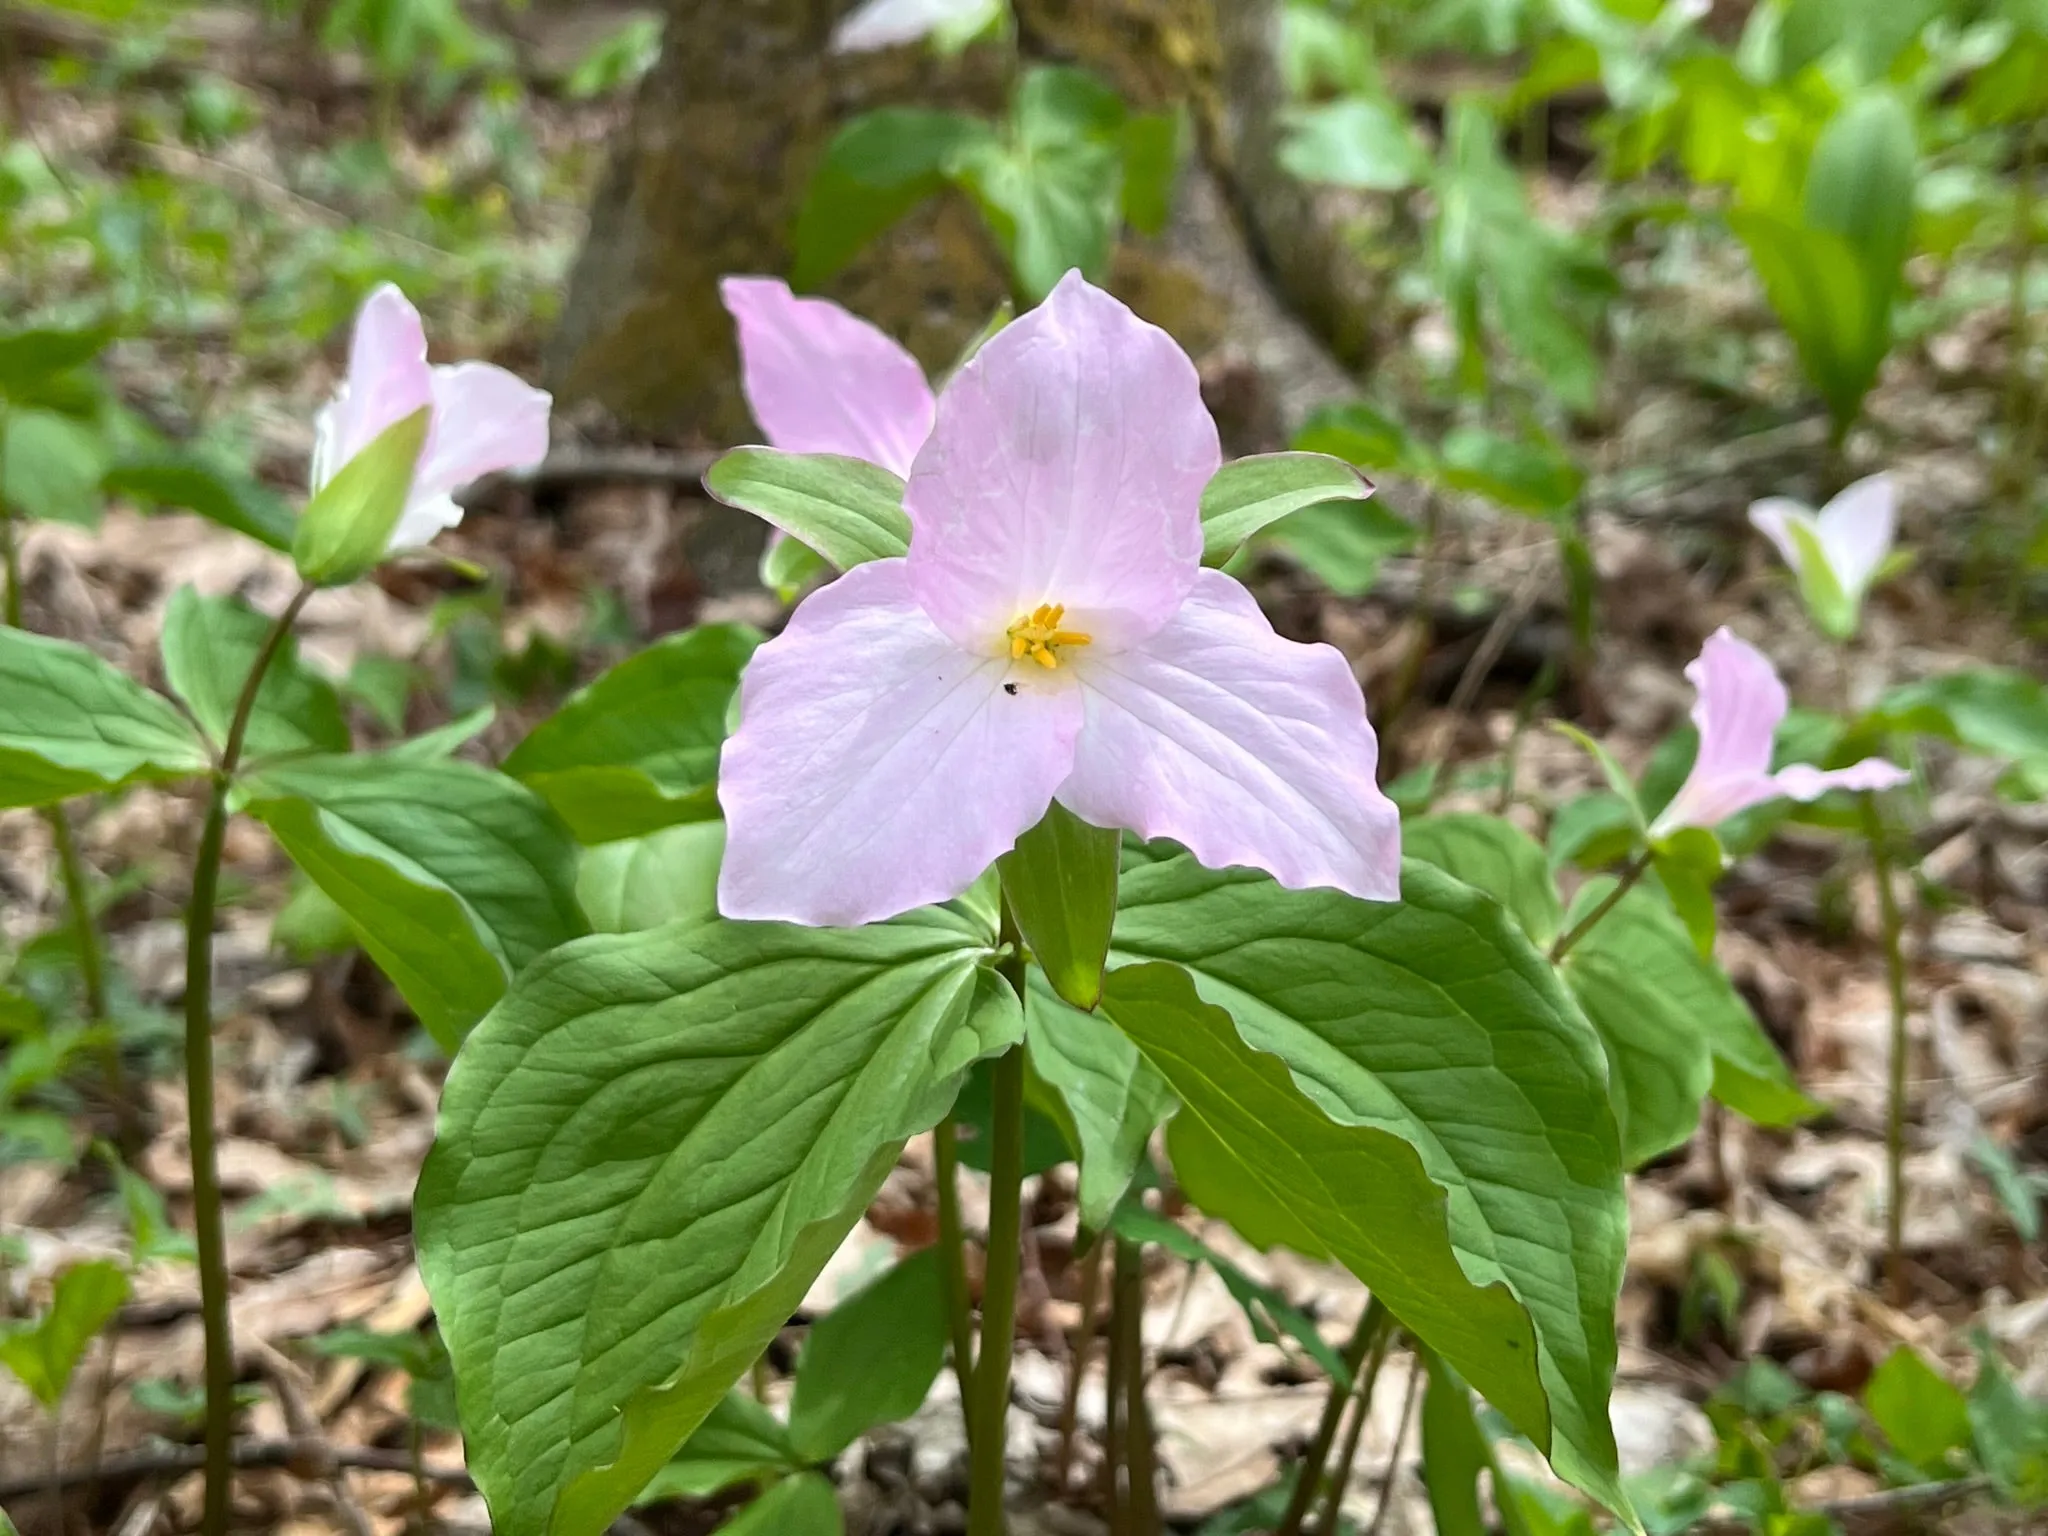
[1276,1298,1389,1536]
[966,927,1028,1536]
[933,1112,978,1441]
[188,582,313,1536]
[2006,123,2040,520]
[1862,792,1912,1307]
[1548,850,1652,963]
[1312,1325,1397,1536]
[1112,1238,1159,1535]
[1052,1233,1106,1494]
[1,508,20,626]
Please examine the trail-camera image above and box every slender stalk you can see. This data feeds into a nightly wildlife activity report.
[965,1017,1026,1536]
[1313,1327,1398,1536]
[2,506,20,626]
[1862,793,1912,1307]
[189,583,313,1536]
[1102,1244,1128,1536]
[1548,850,1653,963]
[1113,1238,1159,1535]
[1364,1355,1424,1536]
[1276,1298,1389,1536]
[2005,123,2040,523]
[934,1113,978,1441]
[1052,1234,1107,1493]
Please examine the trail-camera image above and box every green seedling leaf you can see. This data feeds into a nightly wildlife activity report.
[1198,452,1373,565]
[704,449,910,570]
[1864,1347,1971,1476]
[0,1258,130,1408]
[0,628,211,808]
[241,753,586,1051]
[291,407,430,587]
[1277,97,1429,191]
[1025,973,1175,1229]
[1559,880,1815,1168]
[789,1248,948,1460]
[161,587,350,761]
[1110,1203,1348,1387]
[415,905,1019,1536]
[792,108,998,290]
[503,624,760,843]
[1402,813,1565,950]
[998,800,1120,1009]
[1439,427,1584,517]
[1967,1339,2048,1505]
[1110,854,1632,1519]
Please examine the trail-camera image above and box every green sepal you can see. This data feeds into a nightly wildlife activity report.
[291,407,430,587]
[997,801,1120,1009]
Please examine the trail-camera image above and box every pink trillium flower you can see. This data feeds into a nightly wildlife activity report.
[716,272,1402,927]
[1650,627,1908,837]
[722,276,934,478]
[1747,473,1895,636]
[312,283,552,554]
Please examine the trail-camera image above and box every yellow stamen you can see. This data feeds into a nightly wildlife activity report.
[1004,602,1092,670]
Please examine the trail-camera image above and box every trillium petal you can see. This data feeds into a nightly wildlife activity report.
[1814,472,1896,603]
[383,362,553,552]
[1056,569,1400,902]
[315,283,434,490]
[905,271,1219,654]
[1772,757,1911,802]
[1654,627,1787,833]
[721,277,935,477]
[718,559,1083,926]
[1747,497,1813,579]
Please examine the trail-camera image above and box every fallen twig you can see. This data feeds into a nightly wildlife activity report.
[1688,1476,1994,1535]
[0,1438,472,1501]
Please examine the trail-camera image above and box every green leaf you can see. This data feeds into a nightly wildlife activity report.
[703,449,910,570]
[954,66,1126,302]
[160,587,350,762]
[1730,209,1890,431]
[0,628,211,807]
[0,326,110,401]
[1198,452,1373,565]
[1110,1203,1349,1387]
[1291,401,1430,478]
[1261,497,1418,597]
[578,821,726,934]
[998,802,1119,1010]
[2,409,108,526]
[503,625,760,843]
[1863,1347,1971,1476]
[760,535,830,604]
[1109,856,1631,1518]
[1025,975,1174,1229]
[717,1473,844,1536]
[635,1390,804,1503]
[1120,108,1180,236]
[1400,813,1564,950]
[1964,32,2048,127]
[792,108,997,290]
[0,1259,130,1408]
[1879,667,2048,768]
[1098,960,1601,1506]
[1277,97,1429,191]
[1558,881,1815,1168]
[241,754,587,1051]
[788,1248,948,1460]
[1439,428,1584,517]
[1649,827,1724,959]
[1419,1349,1493,1536]
[291,407,430,587]
[1804,90,1917,301]
[415,906,1019,1536]
[105,452,295,552]
[1549,723,1648,833]
[1967,1339,2048,1505]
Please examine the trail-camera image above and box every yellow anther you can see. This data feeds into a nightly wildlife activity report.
[1005,602,1092,670]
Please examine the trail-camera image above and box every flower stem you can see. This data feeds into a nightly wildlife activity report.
[1312,1324,1396,1536]
[1862,792,1912,1307]
[1548,850,1653,963]
[1052,1233,1107,1494]
[933,1112,977,1441]
[965,1042,1024,1536]
[1276,1298,1389,1536]
[1112,1237,1160,1534]
[188,582,313,1536]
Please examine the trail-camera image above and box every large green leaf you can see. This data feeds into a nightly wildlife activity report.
[241,754,586,1050]
[718,1473,844,1536]
[1100,962,1556,1468]
[1804,89,1916,299]
[1730,209,1889,430]
[160,586,350,762]
[1025,974,1174,1229]
[1401,814,1564,950]
[1110,853,1630,1517]
[1558,881,1815,1168]
[503,625,760,843]
[787,1247,947,1460]
[416,905,1018,1536]
[1198,452,1374,565]
[634,1390,803,1503]
[0,628,211,807]
[702,450,910,571]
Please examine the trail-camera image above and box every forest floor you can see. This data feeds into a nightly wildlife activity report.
[1,12,2045,1536]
